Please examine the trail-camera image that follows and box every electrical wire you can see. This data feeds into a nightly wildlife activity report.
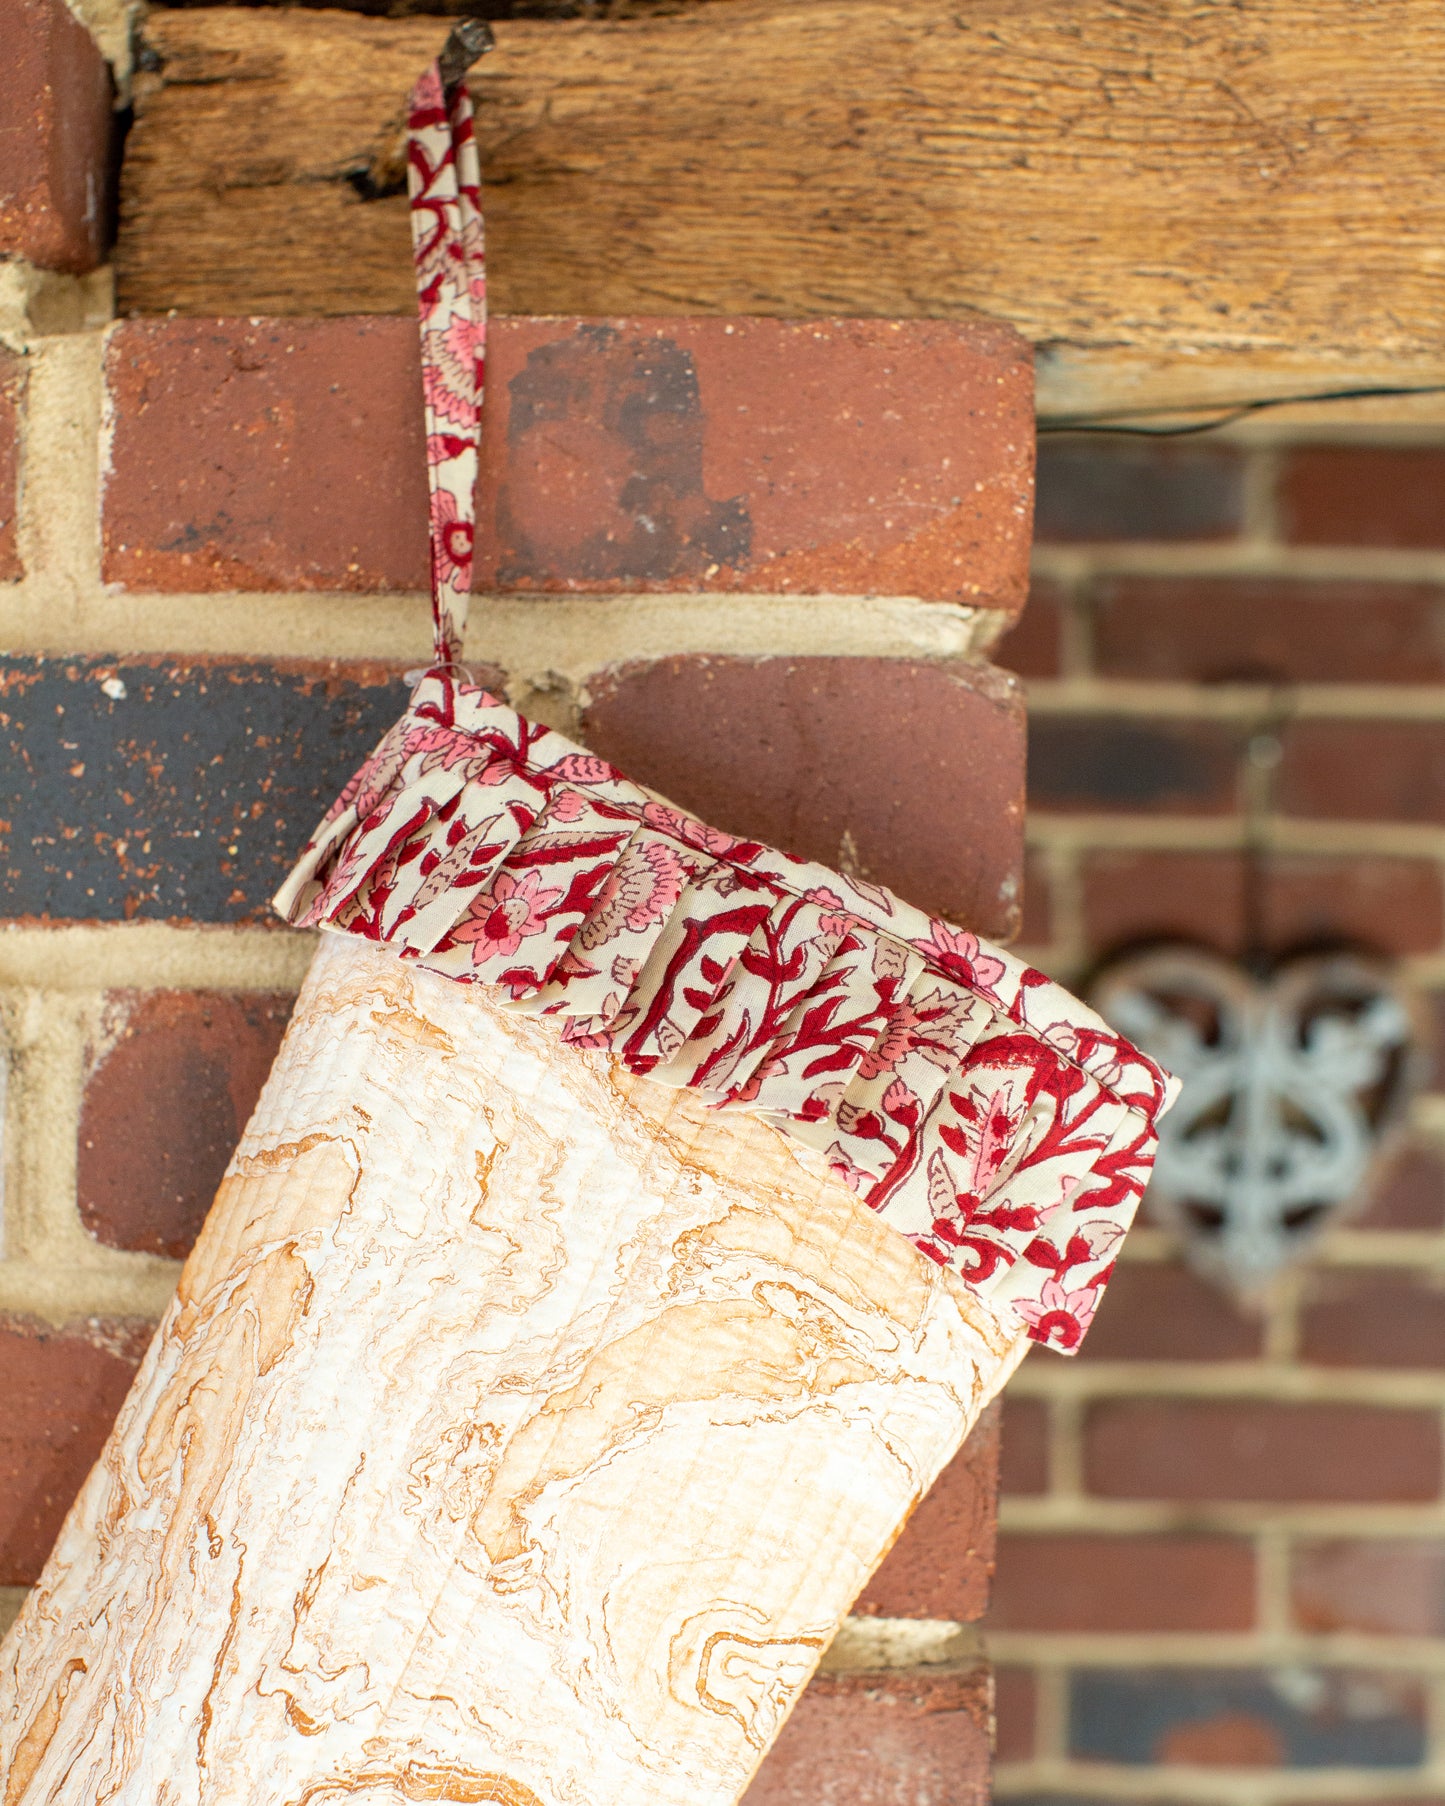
[1037,381,1445,438]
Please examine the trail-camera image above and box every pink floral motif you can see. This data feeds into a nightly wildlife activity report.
[640,801,746,859]
[803,885,862,940]
[429,489,473,596]
[916,921,1009,995]
[546,753,618,785]
[572,838,690,942]
[449,869,562,962]
[1009,1277,1102,1352]
[857,995,923,1080]
[940,1081,1023,1192]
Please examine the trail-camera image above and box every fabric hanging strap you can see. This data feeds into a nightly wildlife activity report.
[407,61,487,670]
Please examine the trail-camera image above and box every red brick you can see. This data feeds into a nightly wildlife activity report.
[1259,856,1442,955]
[1423,989,1445,1083]
[1077,1261,1262,1363]
[1285,1799,1445,1806]
[1429,991,1445,1091]
[1080,850,1444,959]
[1291,1538,1445,1637]
[1092,576,1445,684]
[996,577,1066,679]
[1358,1147,1445,1231]
[0,655,429,925]
[1300,1271,1445,1370]
[103,321,423,592]
[0,0,114,271]
[1278,722,1445,825]
[857,1403,999,1622]
[1084,1400,1442,1503]
[1000,1397,1050,1496]
[1028,717,1240,815]
[1019,849,1052,946]
[102,317,1033,610]
[79,990,292,1257]
[0,1315,150,1584]
[744,1666,990,1806]
[1034,438,1244,543]
[580,656,1024,937]
[0,353,21,581]
[1280,446,1445,549]
[988,1533,1256,1632]
[992,1667,1036,1763]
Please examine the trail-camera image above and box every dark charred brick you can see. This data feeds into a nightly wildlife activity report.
[0,0,115,272]
[1069,1668,1426,1769]
[0,656,423,924]
[1028,717,1240,814]
[79,990,293,1257]
[489,318,1032,609]
[580,655,1025,936]
[1034,438,1244,544]
[0,1315,151,1584]
[856,1403,999,1622]
[103,317,1034,611]
[745,1665,991,1806]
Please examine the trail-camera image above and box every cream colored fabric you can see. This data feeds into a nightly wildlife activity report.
[0,935,1025,1806]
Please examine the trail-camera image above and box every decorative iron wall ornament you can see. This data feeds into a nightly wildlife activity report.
[1092,948,1417,1296]
[1089,709,1419,1299]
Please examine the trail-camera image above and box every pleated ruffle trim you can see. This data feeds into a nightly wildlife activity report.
[275,675,1177,1352]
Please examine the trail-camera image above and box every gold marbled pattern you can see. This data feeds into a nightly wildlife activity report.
[0,935,1025,1805]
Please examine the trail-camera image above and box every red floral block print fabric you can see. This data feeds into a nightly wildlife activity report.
[406,63,485,667]
[274,57,1175,1355]
[275,675,1177,1353]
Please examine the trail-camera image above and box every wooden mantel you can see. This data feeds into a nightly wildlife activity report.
[121,0,1445,423]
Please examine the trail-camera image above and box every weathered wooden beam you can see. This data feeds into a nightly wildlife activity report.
[120,2,1445,421]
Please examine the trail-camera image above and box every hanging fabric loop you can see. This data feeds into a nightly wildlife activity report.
[406,57,487,670]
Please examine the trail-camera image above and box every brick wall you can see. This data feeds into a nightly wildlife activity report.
[0,325,1029,1799]
[6,6,1445,1801]
[988,430,1445,1805]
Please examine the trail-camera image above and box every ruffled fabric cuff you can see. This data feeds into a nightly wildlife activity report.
[275,674,1177,1352]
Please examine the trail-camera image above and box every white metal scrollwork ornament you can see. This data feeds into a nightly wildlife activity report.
[1091,950,1417,1296]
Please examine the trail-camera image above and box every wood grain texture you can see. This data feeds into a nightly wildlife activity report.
[117,1,1445,417]
[0,934,1024,1805]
